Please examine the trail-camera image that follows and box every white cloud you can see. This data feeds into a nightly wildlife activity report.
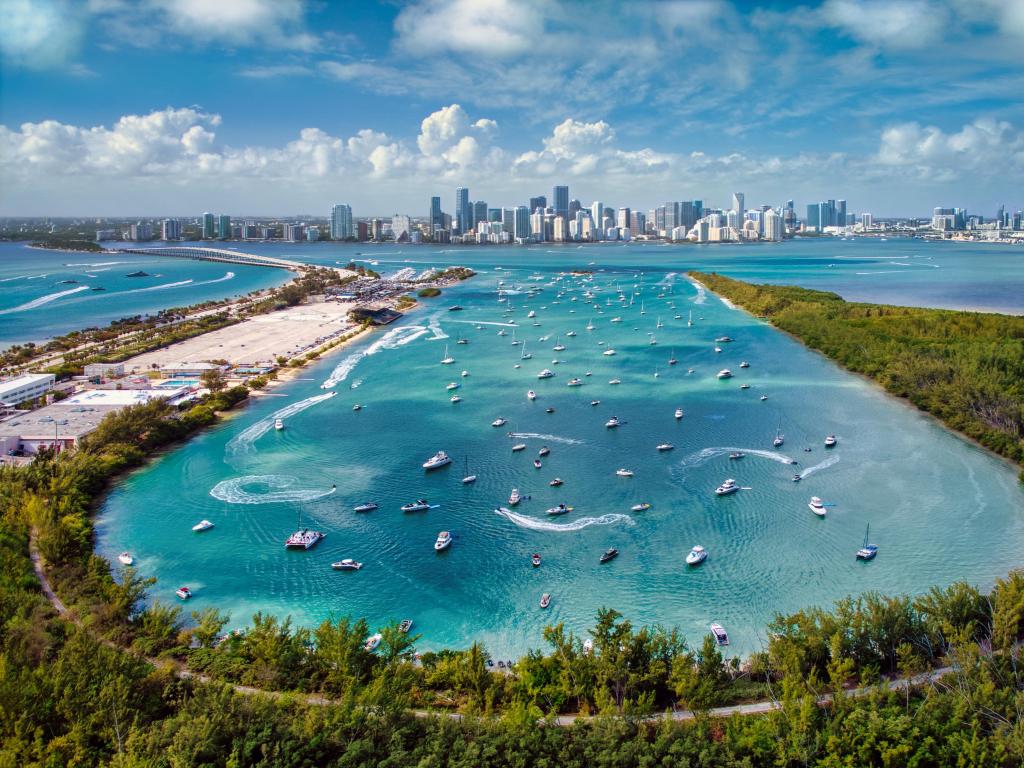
[0,0,84,69]
[394,0,544,58]
[823,0,947,50]
[875,117,1024,180]
[148,0,316,50]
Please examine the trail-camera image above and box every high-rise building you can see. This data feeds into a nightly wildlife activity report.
[306,227,320,242]
[330,204,353,240]
[455,187,470,234]
[472,201,488,231]
[806,204,820,231]
[129,222,152,241]
[430,196,442,232]
[201,212,215,239]
[502,208,515,235]
[514,206,531,241]
[569,198,581,219]
[616,207,631,231]
[217,214,231,239]
[836,200,847,228]
[530,210,545,241]
[732,193,745,223]
[391,215,411,242]
[630,211,645,235]
[488,208,502,223]
[590,202,604,240]
[552,185,569,219]
[161,219,181,240]
[529,195,547,214]
[763,210,783,241]
[283,223,303,242]
[861,213,873,228]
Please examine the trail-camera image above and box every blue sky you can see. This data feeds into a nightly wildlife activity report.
[1,0,1022,217]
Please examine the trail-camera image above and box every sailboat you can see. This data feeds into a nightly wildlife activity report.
[440,344,455,365]
[640,301,646,315]
[520,341,531,360]
[668,348,678,365]
[462,456,477,484]
[656,317,663,328]
[856,525,878,560]
[687,310,693,327]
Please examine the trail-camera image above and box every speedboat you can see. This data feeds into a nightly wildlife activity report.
[674,408,683,419]
[716,336,733,343]
[449,305,463,312]
[710,623,729,646]
[740,384,750,390]
[545,407,555,413]
[608,378,621,385]
[599,548,619,563]
[540,593,551,609]
[583,638,594,655]
[434,531,453,551]
[856,524,878,560]
[446,382,460,390]
[566,331,577,337]
[538,446,550,457]
[715,479,738,496]
[605,416,621,428]
[332,559,362,570]
[739,361,750,368]
[117,551,134,566]
[717,369,732,379]
[398,619,413,633]
[602,349,616,356]
[591,399,601,406]
[532,553,542,567]
[527,390,537,400]
[615,468,634,477]
[729,452,745,460]
[508,488,522,506]
[353,404,363,411]
[401,499,430,513]
[760,394,769,401]
[354,502,378,513]
[630,502,651,512]
[792,474,802,482]
[686,545,707,566]
[175,586,192,600]
[825,434,837,447]
[610,317,622,323]
[461,370,469,376]
[567,377,582,386]
[274,418,284,431]
[809,497,827,517]
[546,504,572,516]
[492,417,507,427]
[422,451,452,470]
[364,633,382,652]
[656,443,674,451]
[537,369,555,379]
[192,520,214,532]
[450,395,462,403]
[511,443,527,452]
[714,346,722,353]
[533,459,542,469]
[528,310,537,318]
[284,530,325,549]
[549,478,564,487]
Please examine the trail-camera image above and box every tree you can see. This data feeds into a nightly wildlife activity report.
[674,634,728,714]
[200,368,226,393]
[190,607,230,649]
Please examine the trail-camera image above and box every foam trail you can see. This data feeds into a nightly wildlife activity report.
[226,392,336,454]
[427,311,449,340]
[687,279,707,304]
[0,273,48,283]
[446,320,517,327]
[799,455,840,479]
[0,285,89,314]
[194,271,235,285]
[119,279,194,294]
[657,272,677,286]
[64,261,127,267]
[855,270,911,276]
[678,446,796,468]
[495,507,634,532]
[210,475,337,505]
[506,432,584,446]
[321,325,428,389]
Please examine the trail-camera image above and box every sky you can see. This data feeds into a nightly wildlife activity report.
[1,0,1022,218]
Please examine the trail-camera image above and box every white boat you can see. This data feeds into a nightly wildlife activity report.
[773,432,785,447]
[401,499,430,512]
[716,336,733,343]
[566,330,577,337]
[364,633,382,652]
[608,378,621,385]
[740,383,750,389]
[192,519,214,532]
[353,404,363,411]
[175,586,192,600]
[583,638,594,654]
[434,531,453,551]
[602,349,616,356]
[274,418,284,431]
[674,408,683,419]
[825,434,837,447]
[461,370,469,377]
[809,496,827,517]
[586,320,595,330]
[540,593,551,609]
[398,619,413,633]
[717,369,732,379]
[760,394,769,401]
[440,344,455,364]
[284,529,325,549]
[605,416,621,428]
[509,488,522,506]
[567,377,582,386]
[537,369,554,378]
[631,502,651,512]
[492,417,507,427]
[710,623,729,646]
[610,317,622,323]
[528,310,537,318]
[332,558,362,570]
[527,390,537,400]
[615,468,634,477]
[446,382,460,390]
[714,346,722,353]
[739,361,750,368]
[856,524,878,560]
[715,479,738,496]
[450,395,462,403]
[422,451,452,470]
[688,311,693,327]
[656,443,674,451]
[546,504,572,516]
[549,477,563,487]
[686,545,707,566]
[117,551,133,566]
[354,502,378,513]
[462,457,476,484]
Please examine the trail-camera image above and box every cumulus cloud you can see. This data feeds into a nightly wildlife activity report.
[823,0,947,49]
[874,117,1024,180]
[394,0,545,57]
[0,0,85,69]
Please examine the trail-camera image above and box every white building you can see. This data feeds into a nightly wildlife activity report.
[330,204,353,240]
[391,215,411,242]
[0,373,56,407]
[763,210,783,241]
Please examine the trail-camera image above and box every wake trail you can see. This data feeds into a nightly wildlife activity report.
[799,455,840,479]
[495,507,634,532]
[0,285,89,314]
[210,475,337,505]
[677,446,796,468]
[687,279,707,304]
[321,325,428,389]
[506,432,584,445]
[226,392,337,455]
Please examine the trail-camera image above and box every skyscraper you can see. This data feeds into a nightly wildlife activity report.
[552,185,569,219]
[473,201,488,231]
[732,193,745,223]
[806,204,820,231]
[529,195,547,214]
[430,196,442,232]
[590,202,603,240]
[616,207,631,232]
[161,218,181,240]
[217,214,231,239]
[201,212,215,239]
[455,187,470,234]
[568,198,581,219]
[330,204,353,240]
[836,200,847,228]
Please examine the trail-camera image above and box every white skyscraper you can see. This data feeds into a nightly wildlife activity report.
[590,201,603,240]
[391,214,411,242]
[330,204,353,240]
[763,210,783,241]
[732,192,745,222]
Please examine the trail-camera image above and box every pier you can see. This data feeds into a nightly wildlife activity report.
[120,246,306,271]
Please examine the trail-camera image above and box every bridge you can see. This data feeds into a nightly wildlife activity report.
[120,246,306,271]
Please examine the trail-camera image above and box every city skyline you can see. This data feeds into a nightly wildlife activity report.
[2,0,1023,216]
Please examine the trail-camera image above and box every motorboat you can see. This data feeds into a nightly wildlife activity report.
[401,499,430,512]
[856,524,878,560]
[792,474,802,482]
[461,370,469,376]
[352,404,362,411]
[714,346,722,353]
[398,619,413,633]
[434,531,453,551]
[540,593,551,609]
[739,361,750,368]
[610,317,623,323]
[511,443,527,452]
[527,390,537,400]
[729,452,745,460]
[615,468,634,477]
[710,623,729,646]
[538,446,551,457]
[537,368,554,379]
[609,378,621,385]
[567,377,582,386]
[422,451,452,470]
[591,400,601,406]
[274,418,284,431]
[492,417,507,427]
[546,504,572,516]
[674,408,683,419]
[809,496,827,517]
[583,638,594,654]
[630,503,651,512]
[533,459,542,469]
[599,548,619,564]
[446,382,460,390]
[449,305,464,312]
[117,551,134,566]
[566,330,577,337]
[354,502,378,513]
[656,443,674,451]
[450,395,462,403]
[825,434,837,447]
[717,369,732,379]
[545,407,555,413]
[364,633,382,652]
[332,559,362,570]
[716,336,733,343]
[456,337,469,345]
[508,488,522,506]
[740,384,750,390]
[192,520,214,532]
[175,586,192,600]
[532,553,542,567]
[528,310,537,318]
[760,395,769,401]
[686,545,707,566]
[284,530,325,549]
[715,479,739,496]
[602,349,616,356]
[605,416,621,428]
[549,478,564,487]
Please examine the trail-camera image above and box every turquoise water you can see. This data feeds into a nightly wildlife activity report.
[96,241,1024,658]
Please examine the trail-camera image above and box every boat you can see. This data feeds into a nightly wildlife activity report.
[686,545,707,566]
[792,474,802,482]
[545,407,555,413]
[773,431,785,448]
[527,390,537,400]
[567,377,582,386]
[553,342,566,352]
[610,317,622,323]
[715,478,739,496]
[608,378,621,385]
[630,503,651,512]
[508,488,522,506]
[591,399,601,406]
[364,633,382,652]
[856,524,878,560]
[716,336,733,343]
[446,382,460,390]
[605,416,621,428]
[192,519,214,532]
[710,623,729,646]
[527,310,537,318]
[537,369,554,379]
[449,305,464,311]
[615,468,634,477]
[809,496,827,517]
[760,394,769,401]
[354,502,378,513]
[538,446,550,457]
[714,346,722,353]
[462,370,469,376]
[352,404,363,411]
[586,320,595,330]
[825,434,837,447]
[540,593,551,609]
[674,408,683,419]
[729,452,746,461]
[422,451,452,470]
[398,619,413,633]
[583,638,594,654]
[532,553,542,567]
[492,417,507,427]
[450,395,462,403]
[332,559,362,570]
[274,418,284,431]
[602,349,616,356]
[175,586,192,600]
[546,504,572,516]
[669,349,678,365]
[549,478,563,487]
[284,529,325,550]
[401,499,430,512]
[117,551,134,566]
[599,548,619,563]
[656,443,674,451]
[533,459,542,469]
[717,369,732,379]
[688,311,693,327]
[739,361,750,368]
[434,531,453,551]
[440,344,455,364]
[566,330,577,337]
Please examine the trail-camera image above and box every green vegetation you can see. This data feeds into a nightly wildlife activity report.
[417,286,442,298]
[29,239,105,253]
[395,295,417,310]
[691,272,1024,478]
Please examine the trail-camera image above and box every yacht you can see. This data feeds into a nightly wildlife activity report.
[538,446,551,457]
[175,586,192,600]
[739,361,750,368]
[674,408,684,419]
[450,395,462,403]
[332,559,362,571]
[710,623,729,646]
[192,519,214,532]
[354,502,378,513]
[717,369,733,379]
[760,394,769,401]
[553,342,566,352]
[668,351,678,365]
[549,477,564,487]
[602,349,616,356]
[540,593,551,609]
[434,531,453,551]
[729,452,745,460]
[511,443,527,452]
[461,457,476,484]
[715,479,739,496]
[117,551,134,566]
[856,524,878,560]
[537,369,555,378]
[605,416,621,428]
[630,502,651,512]
[401,499,430,513]
[527,390,537,400]
[364,633,382,652]
[508,488,523,506]
[398,619,413,633]
[532,553,542,567]
[274,418,284,431]
[809,496,827,517]
[546,504,572,516]
[686,545,708,566]
[825,434,837,447]
[599,548,619,563]
[492,417,507,427]
[533,459,542,469]
[615,468,634,477]
[440,344,455,364]
[422,451,452,470]
[284,530,325,550]
[567,377,583,386]
[656,443,674,451]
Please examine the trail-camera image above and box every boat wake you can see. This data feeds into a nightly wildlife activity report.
[495,507,634,532]
[798,455,840,479]
[0,273,49,283]
[226,392,337,454]
[677,446,796,468]
[210,475,337,505]
[446,319,516,327]
[321,325,428,388]
[0,285,89,314]
[427,312,449,340]
[687,279,707,304]
[506,432,584,445]
[657,272,677,286]
[117,272,234,295]
[64,261,128,267]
